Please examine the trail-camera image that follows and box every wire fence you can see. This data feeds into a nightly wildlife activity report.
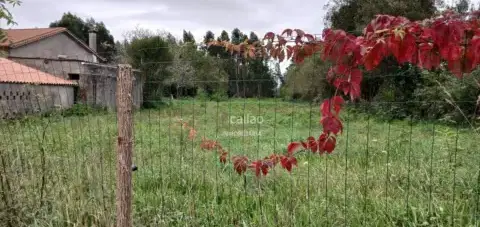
[0,56,479,226]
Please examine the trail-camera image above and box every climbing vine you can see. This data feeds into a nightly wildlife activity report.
[198,10,480,177]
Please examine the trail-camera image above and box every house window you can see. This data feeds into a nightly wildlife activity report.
[68,74,80,80]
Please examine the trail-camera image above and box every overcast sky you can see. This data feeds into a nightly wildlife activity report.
[5,0,329,43]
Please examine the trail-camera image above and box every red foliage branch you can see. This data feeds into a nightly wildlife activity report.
[205,10,480,169]
[178,119,309,177]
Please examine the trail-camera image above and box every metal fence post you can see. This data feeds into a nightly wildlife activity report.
[115,64,133,227]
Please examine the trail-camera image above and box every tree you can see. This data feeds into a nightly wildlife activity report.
[220,30,230,42]
[123,28,173,107]
[182,30,195,44]
[203,30,215,44]
[455,0,470,13]
[324,0,438,35]
[207,9,480,176]
[49,12,116,62]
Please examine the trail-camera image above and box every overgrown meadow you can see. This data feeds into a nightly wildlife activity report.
[0,99,479,226]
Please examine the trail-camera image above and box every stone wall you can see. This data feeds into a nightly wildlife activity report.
[8,58,144,110]
[0,83,74,118]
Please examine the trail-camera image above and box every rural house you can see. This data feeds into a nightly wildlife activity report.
[0,57,76,118]
[0,27,144,112]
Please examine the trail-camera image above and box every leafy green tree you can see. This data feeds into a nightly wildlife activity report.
[123,28,173,107]
[182,30,195,44]
[219,30,230,42]
[49,12,116,62]
[203,31,215,44]
[324,0,437,36]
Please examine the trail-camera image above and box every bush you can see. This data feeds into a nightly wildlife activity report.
[367,66,479,124]
[60,104,107,117]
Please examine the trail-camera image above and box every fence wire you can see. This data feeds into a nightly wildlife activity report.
[0,55,479,227]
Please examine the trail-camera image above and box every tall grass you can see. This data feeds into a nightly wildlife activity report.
[0,99,478,226]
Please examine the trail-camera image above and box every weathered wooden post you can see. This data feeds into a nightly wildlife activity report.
[115,64,133,227]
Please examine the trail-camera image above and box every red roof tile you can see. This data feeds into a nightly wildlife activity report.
[0,27,66,47]
[0,28,105,62]
[0,58,77,86]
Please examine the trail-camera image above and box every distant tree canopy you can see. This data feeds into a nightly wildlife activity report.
[324,0,437,36]
[49,12,116,62]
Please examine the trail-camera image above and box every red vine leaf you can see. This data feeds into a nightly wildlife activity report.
[249,160,271,177]
[321,115,343,135]
[286,45,293,59]
[232,156,249,175]
[364,39,388,71]
[304,34,315,42]
[318,133,336,154]
[294,29,305,37]
[321,96,345,117]
[220,152,228,164]
[280,155,297,172]
[287,142,302,154]
[282,28,293,36]
[418,43,441,70]
[333,68,362,100]
[388,31,417,64]
[263,32,275,40]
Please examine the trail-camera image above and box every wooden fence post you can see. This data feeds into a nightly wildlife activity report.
[116,64,133,227]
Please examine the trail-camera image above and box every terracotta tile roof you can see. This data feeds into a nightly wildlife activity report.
[0,27,105,62]
[0,58,77,86]
[0,27,66,48]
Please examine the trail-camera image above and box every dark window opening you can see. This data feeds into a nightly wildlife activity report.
[73,87,79,104]
[68,74,80,80]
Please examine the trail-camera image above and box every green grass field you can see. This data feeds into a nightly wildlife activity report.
[0,99,479,226]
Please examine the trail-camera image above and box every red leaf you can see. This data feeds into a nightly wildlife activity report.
[200,138,217,150]
[286,46,293,59]
[278,49,285,62]
[304,34,315,42]
[220,152,228,164]
[333,68,362,100]
[306,136,318,153]
[295,36,303,45]
[418,43,441,70]
[265,154,280,166]
[264,32,275,40]
[364,40,388,71]
[232,156,249,175]
[294,29,305,37]
[277,35,287,46]
[388,31,417,64]
[249,160,270,177]
[287,142,303,154]
[321,115,343,135]
[440,44,462,61]
[280,155,297,172]
[320,96,345,117]
[318,133,337,154]
[282,28,293,36]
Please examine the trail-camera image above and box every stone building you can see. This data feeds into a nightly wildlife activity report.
[0,27,144,111]
[0,58,76,118]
